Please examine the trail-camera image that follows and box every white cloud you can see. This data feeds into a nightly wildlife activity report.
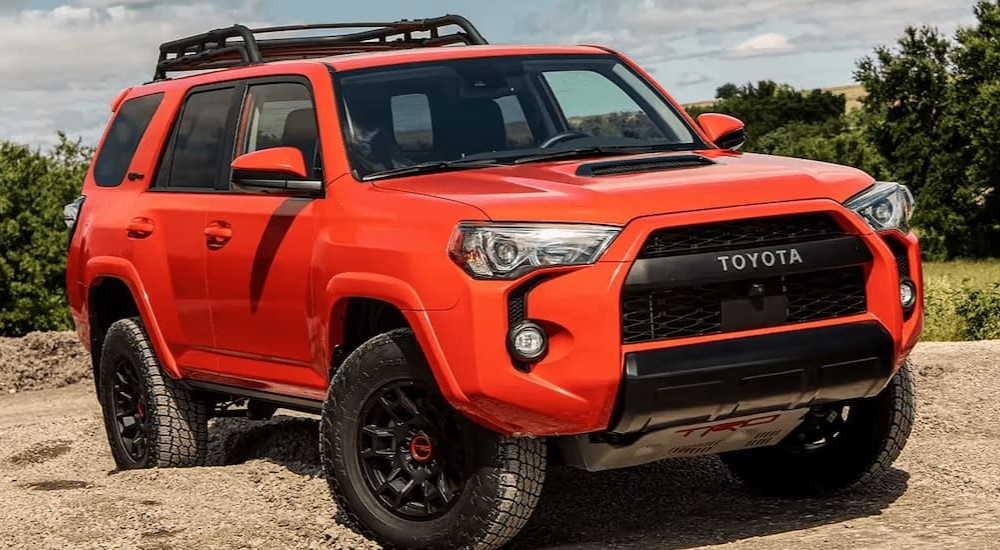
[675,71,709,87]
[729,32,794,59]
[551,0,974,64]
[0,1,268,147]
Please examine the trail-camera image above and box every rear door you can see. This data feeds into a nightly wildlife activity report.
[128,83,242,373]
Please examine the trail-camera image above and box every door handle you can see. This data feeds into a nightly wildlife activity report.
[205,221,232,249]
[126,217,154,239]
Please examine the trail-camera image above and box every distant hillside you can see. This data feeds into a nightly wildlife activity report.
[684,83,867,112]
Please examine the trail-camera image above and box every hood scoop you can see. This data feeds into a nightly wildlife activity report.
[577,153,716,177]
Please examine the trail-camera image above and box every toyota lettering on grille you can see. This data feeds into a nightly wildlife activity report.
[716,248,803,272]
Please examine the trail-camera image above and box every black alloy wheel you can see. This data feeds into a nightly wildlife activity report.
[321,328,546,550]
[357,379,469,520]
[110,357,150,463]
[97,317,208,470]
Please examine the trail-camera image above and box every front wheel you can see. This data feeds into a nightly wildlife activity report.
[320,328,545,549]
[720,360,916,496]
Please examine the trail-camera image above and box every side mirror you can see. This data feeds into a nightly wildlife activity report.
[231,147,322,196]
[696,113,747,151]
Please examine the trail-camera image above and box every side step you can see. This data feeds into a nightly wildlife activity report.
[185,380,324,415]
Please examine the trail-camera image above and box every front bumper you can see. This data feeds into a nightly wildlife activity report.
[423,199,923,437]
[610,322,895,434]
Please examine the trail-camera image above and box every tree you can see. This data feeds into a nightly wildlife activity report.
[855,3,1000,259]
[687,80,847,149]
[0,134,93,336]
[754,112,894,181]
[951,0,1000,256]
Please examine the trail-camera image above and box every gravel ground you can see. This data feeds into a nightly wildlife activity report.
[0,336,999,549]
[0,331,90,393]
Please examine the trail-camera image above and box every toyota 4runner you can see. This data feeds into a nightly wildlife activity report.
[64,15,922,550]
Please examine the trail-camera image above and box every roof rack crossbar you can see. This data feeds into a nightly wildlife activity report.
[153,14,487,80]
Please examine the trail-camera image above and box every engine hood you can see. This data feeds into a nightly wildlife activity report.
[373,150,876,225]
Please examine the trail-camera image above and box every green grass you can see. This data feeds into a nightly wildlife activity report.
[922,260,1000,341]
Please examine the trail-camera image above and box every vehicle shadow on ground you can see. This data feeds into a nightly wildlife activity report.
[203,415,909,549]
[510,459,909,549]
[207,415,322,476]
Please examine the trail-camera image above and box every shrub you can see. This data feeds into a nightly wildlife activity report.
[0,134,92,337]
[955,283,1000,340]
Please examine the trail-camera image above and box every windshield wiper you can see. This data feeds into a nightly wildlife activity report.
[363,158,503,181]
[512,144,693,165]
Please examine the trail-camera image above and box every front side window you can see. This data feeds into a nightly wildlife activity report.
[155,86,236,189]
[334,54,704,179]
[235,81,322,181]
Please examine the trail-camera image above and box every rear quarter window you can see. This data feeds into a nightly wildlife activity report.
[92,93,164,187]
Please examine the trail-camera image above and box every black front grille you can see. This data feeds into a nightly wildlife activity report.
[621,212,870,345]
[639,213,845,259]
[621,267,868,344]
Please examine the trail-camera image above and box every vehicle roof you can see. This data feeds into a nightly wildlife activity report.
[119,44,616,104]
[320,44,612,71]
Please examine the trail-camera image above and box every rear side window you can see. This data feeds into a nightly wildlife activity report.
[93,93,164,187]
[155,87,236,189]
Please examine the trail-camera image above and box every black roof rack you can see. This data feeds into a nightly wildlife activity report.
[154,14,488,81]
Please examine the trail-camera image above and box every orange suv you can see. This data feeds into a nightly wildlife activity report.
[64,15,922,549]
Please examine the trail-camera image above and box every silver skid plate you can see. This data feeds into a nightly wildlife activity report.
[561,409,810,472]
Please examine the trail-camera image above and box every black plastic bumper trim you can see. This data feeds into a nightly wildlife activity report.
[624,235,872,289]
[610,322,895,434]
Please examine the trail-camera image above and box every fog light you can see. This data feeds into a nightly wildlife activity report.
[900,279,916,310]
[507,321,548,363]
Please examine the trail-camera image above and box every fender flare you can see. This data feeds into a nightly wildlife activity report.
[323,272,470,408]
[83,256,182,379]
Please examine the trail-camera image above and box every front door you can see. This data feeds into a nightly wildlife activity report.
[202,79,326,395]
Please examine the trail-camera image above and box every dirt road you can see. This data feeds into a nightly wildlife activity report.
[1,336,999,549]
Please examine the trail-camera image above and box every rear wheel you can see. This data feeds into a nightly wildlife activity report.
[97,317,207,470]
[720,360,915,496]
[320,328,545,549]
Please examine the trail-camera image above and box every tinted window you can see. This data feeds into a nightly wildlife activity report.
[93,93,163,187]
[156,87,236,189]
[335,55,703,179]
[237,82,321,180]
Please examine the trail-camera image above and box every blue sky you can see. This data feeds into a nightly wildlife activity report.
[0,0,977,147]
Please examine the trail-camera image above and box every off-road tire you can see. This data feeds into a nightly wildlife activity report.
[98,317,208,470]
[720,359,916,496]
[320,328,546,549]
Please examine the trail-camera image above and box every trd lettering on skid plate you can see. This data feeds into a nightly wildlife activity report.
[676,414,782,438]
[716,249,803,272]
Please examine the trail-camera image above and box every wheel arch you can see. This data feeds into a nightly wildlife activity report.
[84,257,181,387]
[323,272,470,410]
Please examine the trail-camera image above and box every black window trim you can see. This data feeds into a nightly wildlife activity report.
[149,80,243,193]
[148,73,325,198]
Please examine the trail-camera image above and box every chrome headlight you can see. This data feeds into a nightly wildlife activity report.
[448,222,621,280]
[844,181,915,233]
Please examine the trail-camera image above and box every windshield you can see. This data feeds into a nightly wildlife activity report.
[333,54,706,180]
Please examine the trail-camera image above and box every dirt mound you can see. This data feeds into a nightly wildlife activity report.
[0,331,90,393]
